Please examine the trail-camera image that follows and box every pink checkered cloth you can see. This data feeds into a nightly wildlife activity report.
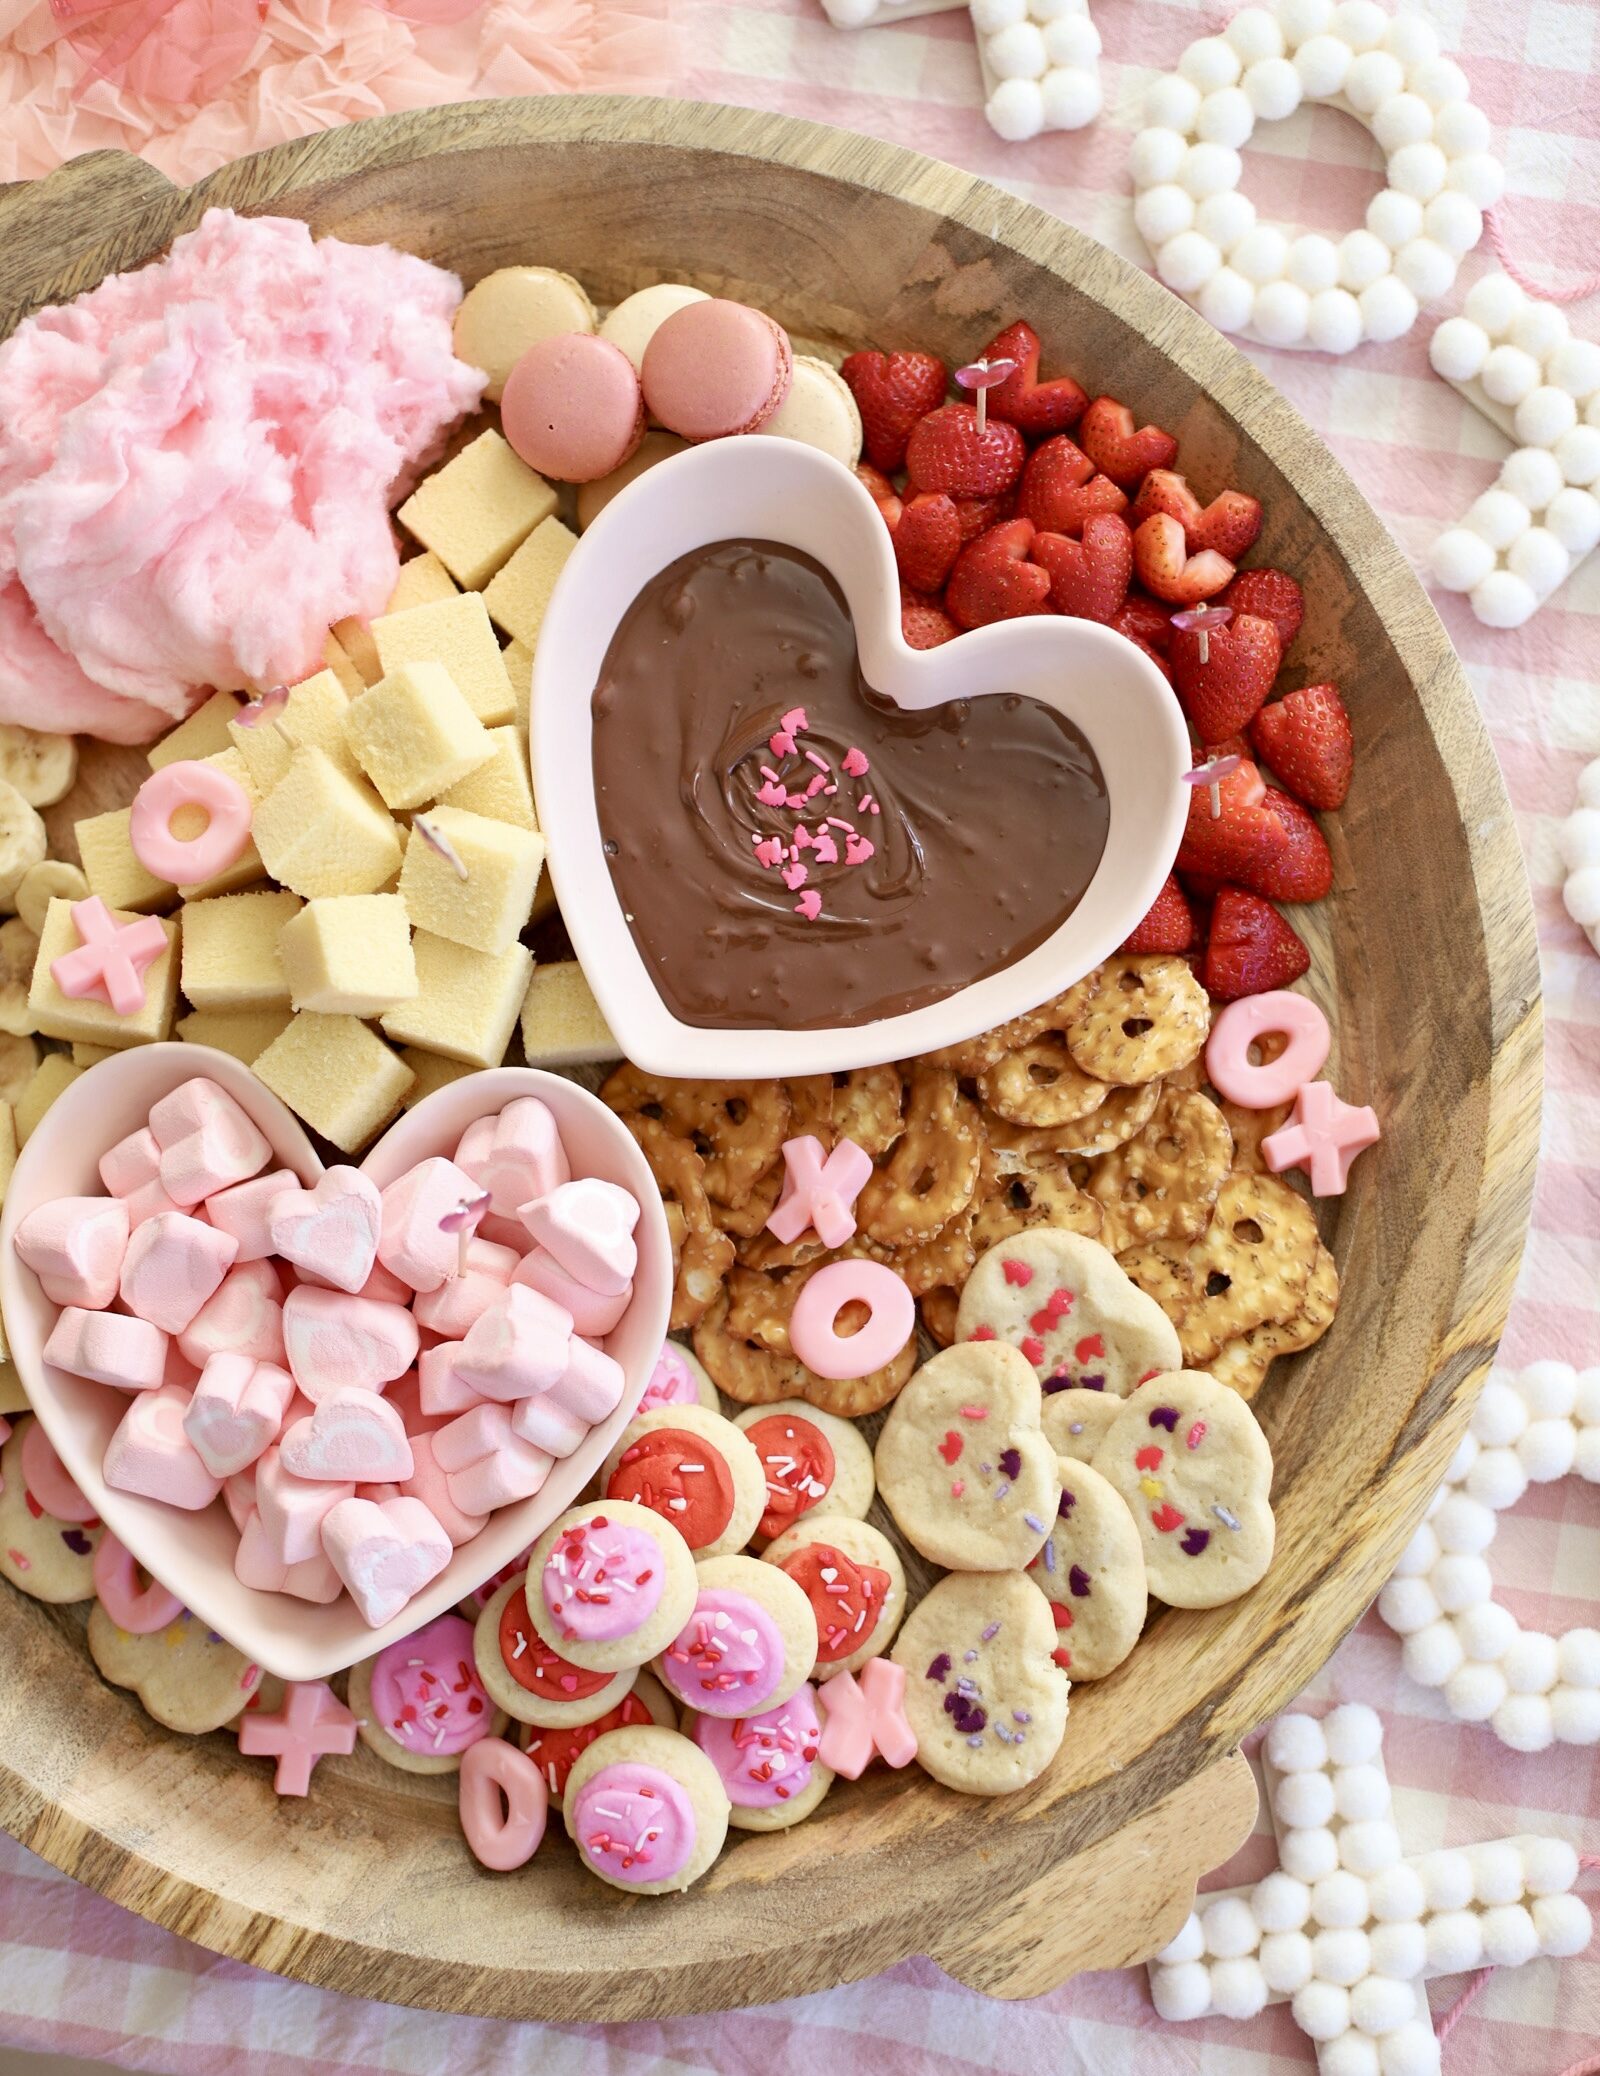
[1,1,1598,2068]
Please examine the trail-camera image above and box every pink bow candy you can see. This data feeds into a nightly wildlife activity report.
[815,1659,918,1779]
[766,1133,874,1250]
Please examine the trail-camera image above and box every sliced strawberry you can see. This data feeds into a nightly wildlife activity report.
[943,517,1052,629]
[1128,470,1262,563]
[1079,396,1179,490]
[1249,682,1352,811]
[1121,872,1193,953]
[900,587,961,650]
[1128,469,1201,534]
[840,350,948,473]
[889,491,962,593]
[1019,434,1091,513]
[1115,628,1173,682]
[1203,888,1310,1000]
[1021,461,1127,538]
[1175,756,1287,883]
[1113,590,1175,655]
[854,461,900,522]
[1172,611,1281,744]
[1240,788,1334,903]
[953,491,1014,542]
[1132,514,1234,606]
[1031,513,1133,625]
[1221,566,1304,652]
[977,319,1088,437]
[906,402,1026,499]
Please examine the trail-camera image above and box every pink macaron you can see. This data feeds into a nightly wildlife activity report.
[640,298,794,442]
[501,332,646,484]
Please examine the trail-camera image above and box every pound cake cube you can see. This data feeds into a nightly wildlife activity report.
[0,1097,15,1195]
[16,1053,83,1145]
[147,690,243,771]
[228,668,357,793]
[77,808,173,915]
[397,429,557,590]
[176,749,267,901]
[379,931,531,1068]
[519,959,617,1067]
[181,889,301,1011]
[437,726,536,830]
[503,637,533,738]
[482,517,577,649]
[346,662,493,811]
[253,1013,414,1154]
[29,899,180,1049]
[70,1043,117,1067]
[398,805,544,955]
[252,748,403,899]
[319,633,366,701]
[335,552,459,683]
[280,895,417,1017]
[372,593,515,728]
[399,1048,477,1107]
[175,1006,292,1064]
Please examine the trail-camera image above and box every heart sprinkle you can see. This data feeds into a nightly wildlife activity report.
[1148,1406,1179,1433]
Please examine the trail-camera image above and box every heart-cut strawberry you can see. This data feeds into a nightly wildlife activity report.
[952,491,1014,542]
[905,402,1026,499]
[1249,681,1352,810]
[1031,513,1133,624]
[1176,755,1289,885]
[1120,872,1193,953]
[889,491,962,593]
[900,587,960,649]
[840,349,948,472]
[976,318,1088,436]
[944,517,1053,629]
[1079,396,1179,490]
[1113,590,1175,654]
[1202,887,1311,1000]
[1129,470,1263,562]
[1132,513,1235,607]
[1240,788,1334,904]
[1172,610,1281,743]
[1018,434,1129,536]
[1221,566,1304,652]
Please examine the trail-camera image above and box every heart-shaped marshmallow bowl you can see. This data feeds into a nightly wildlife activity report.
[0,1045,670,1682]
[533,437,1191,1079]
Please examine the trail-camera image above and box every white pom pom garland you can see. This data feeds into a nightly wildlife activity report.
[975,0,1101,138]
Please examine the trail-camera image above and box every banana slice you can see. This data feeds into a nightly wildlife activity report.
[0,918,39,1037]
[0,724,76,808]
[0,1033,38,1106]
[15,860,87,937]
[0,782,46,908]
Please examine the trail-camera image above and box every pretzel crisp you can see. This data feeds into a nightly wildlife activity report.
[602,1067,791,1208]
[1065,956,1210,1085]
[1087,1087,1233,1254]
[856,1067,981,1249]
[1209,1241,1339,1399]
[1160,1171,1322,1365]
[978,1032,1111,1127]
[622,1115,734,1331]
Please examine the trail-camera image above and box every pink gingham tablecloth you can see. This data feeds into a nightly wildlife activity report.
[0,1,1598,2068]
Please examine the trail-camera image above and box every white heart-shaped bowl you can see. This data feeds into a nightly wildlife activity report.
[533,437,1190,1079]
[0,1045,670,1681]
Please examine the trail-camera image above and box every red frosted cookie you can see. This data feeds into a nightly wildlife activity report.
[640,298,793,440]
[601,1403,765,1557]
[732,1398,875,1545]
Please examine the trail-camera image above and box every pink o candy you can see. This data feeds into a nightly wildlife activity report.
[128,760,252,887]
[92,1530,184,1635]
[1204,990,1332,1110]
[459,1735,549,1870]
[788,1259,914,1381]
[19,1418,98,1523]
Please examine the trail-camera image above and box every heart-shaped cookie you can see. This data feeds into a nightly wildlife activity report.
[267,1167,382,1294]
[956,1227,1182,1396]
[533,438,1188,1078]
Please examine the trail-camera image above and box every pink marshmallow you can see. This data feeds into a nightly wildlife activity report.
[417,1339,483,1417]
[177,1258,285,1368]
[280,1285,419,1403]
[183,1351,294,1478]
[384,1369,447,1437]
[519,1177,639,1297]
[255,1442,355,1566]
[477,1211,533,1254]
[44,1305,168,1392]
[453,1284,572,1404]
[148,1076,272,1207]
[104,1384,222,1510]
[455,1096,569,1219]
[14,1195,130,1309]
[433,1400,553,1513]
[118,1210,238,1333]
[401,1430,489,1545]
[508,1392,587,1458]
[377,1155,481,1293]
[224,1464,257,1531]
[234,1509,344,1602]
[320,1493,453,1628]
[513,1246,631,1337]
[163,1342,202,1392]
[100,1125,161,1198]
[279,1386,414,1485]
[205,1169,301,1263]
[412,1236,518,1338]
[268,1166,382,1294]
[353,1259,414,1305]
[509,1338,625,1458]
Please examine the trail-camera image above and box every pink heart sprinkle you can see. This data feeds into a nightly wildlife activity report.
[792,824,815,851]
[794,890,822,922]
[842,747,869,777]
[780,707,808,734]
[769,730,796,758]
[844,834,875,866]
[812,832,839,865]
[753,837,784,869]
[782,861,809,891]
[756,780,788,807]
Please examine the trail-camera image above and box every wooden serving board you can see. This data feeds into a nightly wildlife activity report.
[0,97,1540,2019]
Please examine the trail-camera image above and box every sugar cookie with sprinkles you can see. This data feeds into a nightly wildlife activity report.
[733,1397,875,1545]
[1042,1385,1121,1464]
[524,1499,697,1674]
[564,1723,731,1894]
[474,1576,638,1727]
[517,1670,678,1809]
[1093,1371,1274,1609]
[874,1342,1058,1571]
[892,1570,1069,1795]
[87,1602,261,1734]
[762,1515,905,1677]
[0,1419,101,1601]
[956,1227,1181,1396]
[655,1552,818,1719]
[349,1612,505,1775]
[1028,1457,1146,1680]
[636,1339,719,1414]
[687,1678,835,1830]
[601,1403,766,1558]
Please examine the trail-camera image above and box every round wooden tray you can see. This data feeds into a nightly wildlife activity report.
[0,96,1540,2021]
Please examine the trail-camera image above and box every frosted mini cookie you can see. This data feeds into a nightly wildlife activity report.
[0,1420,101,1601]
[956,1228,1181,1395]
[763,1515,904,1678]
[1042,1385,1121,1464]
[564,1723,730,1894]
[637,1338,719,1415]
[733,1397,874,1545]
[87,1602,261,1733]
[1093,1371,1274,1609]
[524,1499,697,1674]
[688,1678,834,1830]
[893,1571,1069,1796]
[1028,1459,1146,1681]
[475,1575,637,1727]
[350,1612,504,1774]
[656,1552,818,1719]
[602,1403,765,1558]
[874,1342,1057,1571]
[518,1670,677,1810]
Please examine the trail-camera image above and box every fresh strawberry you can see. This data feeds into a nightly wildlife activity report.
[1031,514,1133,624]
[889,491,962,593]
[854,461,900,519]
[1132,514,1234,606]
[1113,590,1175,654]
[944,517,1052,629]
[1115,628,1172,682]
[1172,611,1281,743]
[1022,464,1127,538]
[977,319,1088,437]
[900,587,961,649]
[1128,470,1263,562]
[1221,566,1304,652]
[840,350,948,473]
[906,402,1026,499]
[1175,755,1287,884]
[1203,888,1310,1000]
[1121,872,1193,953]
[953,491,1014,541]
[1238,788,1334,903]
[1249,682,1352,811]
[1079,396,1179,490]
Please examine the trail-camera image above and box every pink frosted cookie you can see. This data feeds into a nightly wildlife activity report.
[640,299,793,441]
[564,1724,731,1894]
[655,1552,817,1719]
[761,1515,905,1679]
[687,1680,834,1831]
[473,1574,639,1729]
[523,1498,697,1674]
[501,333,645,483]
[349,1612,504,1775]
[638,1339,719,1415]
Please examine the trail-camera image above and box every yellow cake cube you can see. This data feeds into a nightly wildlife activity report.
[399,1048,478,1107]
[228,668,357,793]
[253,1013,414,1154]
[335,552,459,683]
[320,632,366,701]
[397,430,557,590]
[482,517,577,649]
[399,805,544,956]
[70,1043,118,1068]
[175,1006,293,1064]
[0,1097,16,1204]
[279,894,418,1017]
[346,662,494,811]
[180,889,301,1011]
[16,1054,82,1146]
[252,748,403,899]
[372,594,515,728]
[437,726,536,830]
[503,637,534,736]
[520,959,617,1067]
[173,749,267,901]
[147,690,243,771]
[28,900,180,1049]
[379,931,532,1068]
[76,808,173,915]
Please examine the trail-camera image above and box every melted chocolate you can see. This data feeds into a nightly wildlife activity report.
[590,539,1109,1030]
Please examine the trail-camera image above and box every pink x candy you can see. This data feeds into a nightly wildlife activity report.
[765,1133,874,1249]
[237,1678,358,1796]
[50,896,167,1017]
[816,1658,918,1779]
[1262,1080,1381,1196]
